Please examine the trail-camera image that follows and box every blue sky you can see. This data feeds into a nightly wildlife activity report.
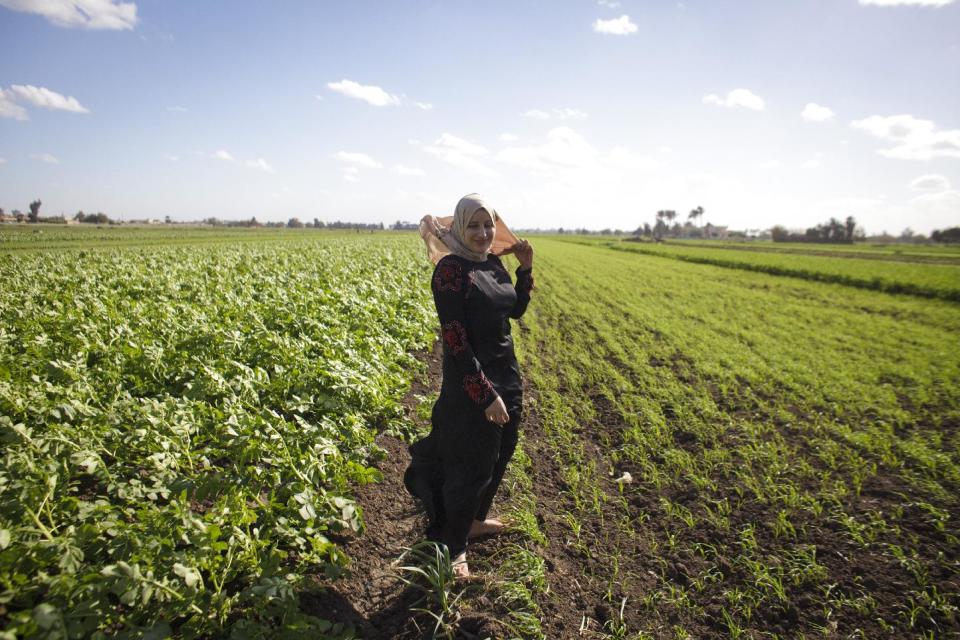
[1,0,958,234]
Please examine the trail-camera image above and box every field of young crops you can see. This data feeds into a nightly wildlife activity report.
[513,238,960,638]
[2,228,958,639]
[596,240,960,302]
[669,240,960,262]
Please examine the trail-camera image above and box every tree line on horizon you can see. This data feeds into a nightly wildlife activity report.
[2,200,958,243]
[771,216,860,244]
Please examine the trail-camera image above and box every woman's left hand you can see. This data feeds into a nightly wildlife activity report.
[485,396,510,426]
[512,239,533,270]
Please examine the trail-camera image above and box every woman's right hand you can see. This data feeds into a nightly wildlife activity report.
[484,396,510,426]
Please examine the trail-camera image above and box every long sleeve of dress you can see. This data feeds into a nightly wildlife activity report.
[510,267,534,319]
[432,257,501,410]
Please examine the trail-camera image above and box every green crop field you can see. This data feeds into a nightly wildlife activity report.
[513,238,959,639]
[1,227,958,639]
[668,240,960,262]
[0,232,435,638]
[578,239,960,302]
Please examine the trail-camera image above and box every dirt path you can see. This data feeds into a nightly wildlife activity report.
[306,343,518,639]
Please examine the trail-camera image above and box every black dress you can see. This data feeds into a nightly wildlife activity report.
[404,253,533,557]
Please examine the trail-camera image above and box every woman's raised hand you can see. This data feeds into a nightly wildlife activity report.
[484,396,510,426]
[420,214,445,238]
[511,239,533,270]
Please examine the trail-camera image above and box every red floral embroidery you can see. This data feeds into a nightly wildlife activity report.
[433,260,463,292]
[463,372,494,404]
[441,321,468,355]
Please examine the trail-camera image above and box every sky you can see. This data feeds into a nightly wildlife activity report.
[1,0,958,235]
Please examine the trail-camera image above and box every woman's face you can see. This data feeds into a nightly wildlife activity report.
[465,208,495,253]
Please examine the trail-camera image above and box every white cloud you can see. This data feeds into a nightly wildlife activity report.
[801,103,834,122]
[758,159,781,169]
[394,164,426,176]
[327,79,400,107]
[164,154,180,162]
[910,174,951,191]
[0,89,28,120]
[850,114,960,160]
[499,133,519,142]
[524,109,551,120]
[335,151,382,169]
[415,102,433,111]
[703,89,766,111]
[0,0,138,30]
[30,153,60,164]
[246,158,276,174]
[909,190,960,228]
[524,108,588,120]
[801,152,825,169]
[424,133,496,177]
[497,128,658,187]
[598,0,621,7]
[211,150,275,173]
[606,146,659,171]
[593,15,638,35]
[10,85,89,113]
[859,0,955,6]
[166,106,187,113]
[430,133,489,157]
[0,157,6,164]
[556,108,588,120]
[498,127,599,173]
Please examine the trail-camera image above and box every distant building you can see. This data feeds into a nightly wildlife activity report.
[703,223,729,239]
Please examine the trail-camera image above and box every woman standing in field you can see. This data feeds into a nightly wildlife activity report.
[404,193,534,578]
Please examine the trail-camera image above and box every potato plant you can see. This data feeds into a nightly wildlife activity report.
[0,236,434,638]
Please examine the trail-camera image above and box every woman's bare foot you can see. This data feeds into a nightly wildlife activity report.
[452,552,469,579]
[469,518,507,539]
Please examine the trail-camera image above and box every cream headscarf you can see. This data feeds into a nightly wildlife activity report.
[420,193,519,265]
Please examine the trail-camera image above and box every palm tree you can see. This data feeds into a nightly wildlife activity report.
[844,216,856,242]
[688,206,704,226]
[654,211,668,239]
